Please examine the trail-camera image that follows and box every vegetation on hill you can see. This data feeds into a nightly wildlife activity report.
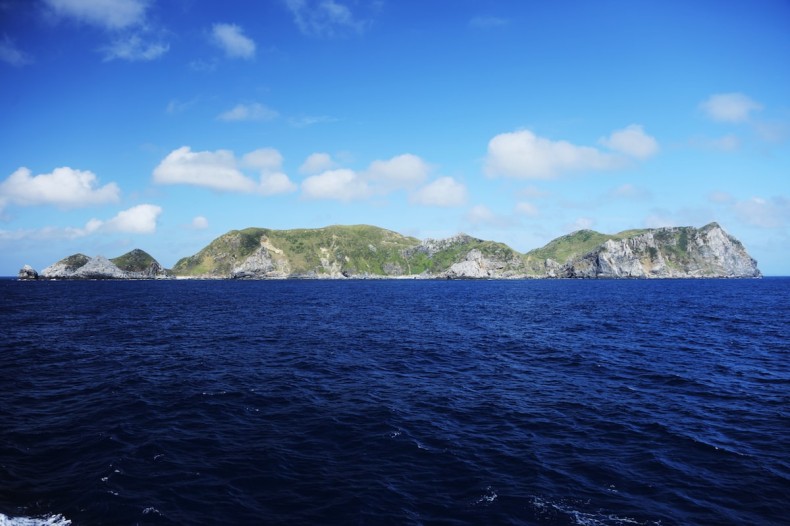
[110,249,159,272]
[164,221,754,279]
[56,254,91,271]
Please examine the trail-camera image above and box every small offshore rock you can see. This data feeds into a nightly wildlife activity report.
[18,264,38,280]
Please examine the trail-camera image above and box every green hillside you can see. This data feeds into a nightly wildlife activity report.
[110,249,159,272]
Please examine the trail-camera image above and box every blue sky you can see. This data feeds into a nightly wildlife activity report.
[1,0,788,275]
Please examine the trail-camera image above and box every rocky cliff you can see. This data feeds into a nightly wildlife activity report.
[21,222,760,280]
[28,249,169,280]
[561,223,760,278]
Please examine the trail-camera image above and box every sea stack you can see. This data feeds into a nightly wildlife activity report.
[17,265,39,280]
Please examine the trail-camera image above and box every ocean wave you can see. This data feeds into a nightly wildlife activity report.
[0,514,71,526]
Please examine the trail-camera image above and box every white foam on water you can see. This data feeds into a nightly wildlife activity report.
[529,496,662,526]
[0,513,71,526]
[472,486,498,506]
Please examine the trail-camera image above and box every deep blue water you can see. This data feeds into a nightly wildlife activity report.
[1,278,788,525]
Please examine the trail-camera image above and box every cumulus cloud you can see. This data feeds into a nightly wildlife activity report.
[599,125,659,159]
[0,203,162,240]
[298,152,460,205]
[285,0,371,37]
[218,103,278,122]
[0,166,120,210]
[153,147,256,192]
[260,172,297,195]
[301,169,370,201]
[153,146,296,196]
[700,93,763,123]
[299,152,338,175]
[191,215,209,230]
[101,34,169,62]
[103,203,162,233]
[0,36,32,66]
[485,129,621,179]
[366,154,430,190]
[43,0,149,29]
[211,23,256,59]
[243,148,284,171]
[410,177,467,207]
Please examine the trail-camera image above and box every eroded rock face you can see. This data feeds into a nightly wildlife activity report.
[18,265,38,280]
[442,249,515,279]
[39,252,170,279]
[563,224,760,278]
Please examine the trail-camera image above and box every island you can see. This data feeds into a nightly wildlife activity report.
[18,222,761,280]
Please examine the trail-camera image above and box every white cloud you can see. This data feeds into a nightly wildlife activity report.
[103,203,162,233]
[218,103,278,122]
[260,172,297,195]
[366,154,430,190]
[410,177,467,207]
[0,36,32,66]
[211,23,256,59]
[43,0,148,30]
[191,215,209,230]
[515,201,539,217]
[700,93,763,123]
[285,0,370,37]
[153,147,256,192]
[153,146,296,196]
[0,166,120,209]
[599,124,659,159]
[300,153,337,175]
[101,34,168,62]
[484,129,620,179]
[301,169,370,201]
[245,149,297,195]
[733,196,789,229]
[0,204,162,240]
[243,148,284,171]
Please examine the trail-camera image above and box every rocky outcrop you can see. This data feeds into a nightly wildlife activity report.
[441,249,525,279]
[38,251,170,280]
[231,238,291,279]
[18,264,38,280]
[563,223,760,278]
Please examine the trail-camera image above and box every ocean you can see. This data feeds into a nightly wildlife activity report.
[0,278,787,525]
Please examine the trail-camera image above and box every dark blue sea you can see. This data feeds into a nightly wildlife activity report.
[1,278,788,525]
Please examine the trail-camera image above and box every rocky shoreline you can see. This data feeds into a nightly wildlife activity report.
[18,222,761,281]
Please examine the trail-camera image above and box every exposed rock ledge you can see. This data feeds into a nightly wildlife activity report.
[24,250,170,280]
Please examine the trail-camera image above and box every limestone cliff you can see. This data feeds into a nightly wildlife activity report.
[37,250,169,280]
[562,223,760,278]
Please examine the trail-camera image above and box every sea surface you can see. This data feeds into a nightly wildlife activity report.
[1,278,788,525]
